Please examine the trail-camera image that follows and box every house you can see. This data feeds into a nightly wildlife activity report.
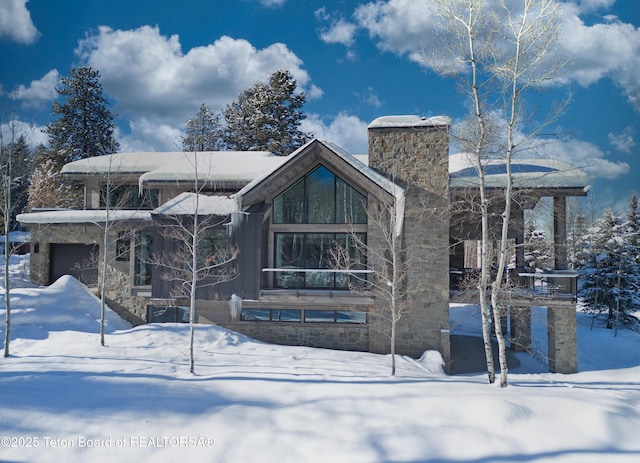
[17,115,589,373]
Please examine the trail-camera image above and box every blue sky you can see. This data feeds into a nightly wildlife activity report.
[1,0,638,208]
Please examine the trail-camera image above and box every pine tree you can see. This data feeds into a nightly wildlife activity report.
[1,135,31,229]
[579,209,639,328]
[223,69,309,156]
[182,103,224,151]
[44,66,118,165]
[523,218,553,271]
[624,192,640,313]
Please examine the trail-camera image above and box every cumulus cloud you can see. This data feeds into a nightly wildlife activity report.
[74,25,319,149]
[14,69,59,108]
[1,119,49,148]
[608,126,635,154]
[558,8,640,110]
[301,112,368,154]
[117,118,184,152]
[77,26,316,120]
[353,0,436,63]
[542,137,630,180]
[0,0,39,44]
[334,0,640,111]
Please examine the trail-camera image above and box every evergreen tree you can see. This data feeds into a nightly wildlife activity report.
[182,103,224,151]
[44,66,118,165]
[624,192,640,313]
[579,209,639,328]
[523,218,553,271]
[1,135,31,229]
[223,69,309,156]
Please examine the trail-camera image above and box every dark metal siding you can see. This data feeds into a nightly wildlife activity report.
[49,243,99,285]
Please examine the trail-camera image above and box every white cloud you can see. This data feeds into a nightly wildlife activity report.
[353,0,437,63]
[356,86,382,108]
[14,69,59,108]
[74,25,319,150]
[543,137,630,180]
[571,0,616,14]
[319,18,357,47]
[608,126,635,154]
[347,0,640,111]
[117,118,184,152]
[257,0,286,7]
[0,0,39,44]
[301,112,368,154]
[1,119,49,148]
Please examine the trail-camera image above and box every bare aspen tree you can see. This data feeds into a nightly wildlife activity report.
[427,0,567,386]
[1,117,11,357]
[148,154,238,374]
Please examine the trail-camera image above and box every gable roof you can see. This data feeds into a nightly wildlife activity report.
[236,138,404,207]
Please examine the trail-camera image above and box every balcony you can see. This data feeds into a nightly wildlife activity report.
[261,268,372,291]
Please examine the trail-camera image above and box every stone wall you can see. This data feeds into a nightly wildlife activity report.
[27,222,149,322]
[367,116,451,361]
[197,302,369,351]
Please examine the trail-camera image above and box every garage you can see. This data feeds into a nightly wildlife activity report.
[49,243,99,285]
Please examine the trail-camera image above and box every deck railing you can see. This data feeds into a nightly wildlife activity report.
[261,268,372,291]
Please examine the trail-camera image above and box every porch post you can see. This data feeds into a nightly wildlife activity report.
[553,196,567,270]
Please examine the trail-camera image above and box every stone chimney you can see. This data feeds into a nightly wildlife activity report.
[367,115,451,365]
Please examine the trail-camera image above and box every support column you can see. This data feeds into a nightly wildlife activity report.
[553,196,567,270]
[510,306,531,352]
[547,305,577,373]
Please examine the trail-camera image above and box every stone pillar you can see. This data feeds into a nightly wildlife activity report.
[510,306,531,352]
[367,115,450,359]
[547,305,577,373]
[553,196,567,270]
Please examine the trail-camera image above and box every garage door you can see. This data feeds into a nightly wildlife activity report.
[49,243,99,285]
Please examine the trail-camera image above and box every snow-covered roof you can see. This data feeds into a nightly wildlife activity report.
[235,138,407,237]
[152,192,236,216]
[62,151,289,187]
[17,210,152,225]
[448,153,590,190]
[368,115,451,129]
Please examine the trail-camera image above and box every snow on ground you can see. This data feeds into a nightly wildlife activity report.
[1,255,639,462]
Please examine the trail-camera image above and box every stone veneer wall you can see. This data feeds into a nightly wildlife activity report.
[197,302,369,351]
[367,117,451,361]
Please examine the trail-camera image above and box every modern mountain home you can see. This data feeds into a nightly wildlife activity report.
[18,115,590,372]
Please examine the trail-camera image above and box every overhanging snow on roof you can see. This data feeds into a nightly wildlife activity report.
[17,210,152,225]
[448,153,590,191]
[152,192,236,216]
[62,151,289,188]
[368,115,451,129]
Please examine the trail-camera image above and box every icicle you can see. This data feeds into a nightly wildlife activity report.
[394,187,405,238]
[228,195,248,236]
[229,293,242,320]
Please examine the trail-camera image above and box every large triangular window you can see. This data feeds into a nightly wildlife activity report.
[273,165,367,224]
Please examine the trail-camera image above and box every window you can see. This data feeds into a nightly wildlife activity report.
[197,228,229,268]
[274,232,366,289]
[273,165,366,224]
[134,230,153,286]
[116,231,130,261]
[147,305,189,323]
[240,309,302,322]
[100,185,159,209]
[239,308,365,324]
